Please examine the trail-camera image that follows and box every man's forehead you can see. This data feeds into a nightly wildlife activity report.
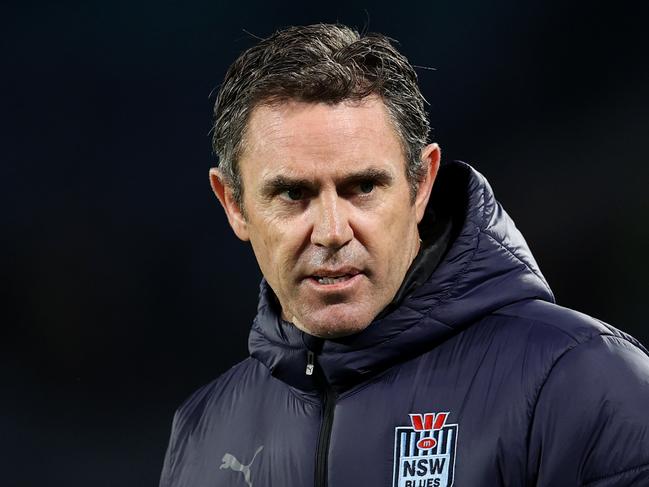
[238,98,405,182]
[242,97,401,153]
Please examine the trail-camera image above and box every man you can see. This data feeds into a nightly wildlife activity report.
[160,24,649,487]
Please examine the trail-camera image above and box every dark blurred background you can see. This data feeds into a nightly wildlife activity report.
[3,0,648,485]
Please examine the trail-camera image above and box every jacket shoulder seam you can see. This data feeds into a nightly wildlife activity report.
[492,306,593,342]
[494,304,649,356]
[530,332,641,410]
[520,314,586,343]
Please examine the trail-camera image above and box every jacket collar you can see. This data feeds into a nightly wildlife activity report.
[249,161,555,394]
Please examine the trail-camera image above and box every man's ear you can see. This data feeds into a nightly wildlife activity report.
[209,167,250,241]
[414,143,441,223]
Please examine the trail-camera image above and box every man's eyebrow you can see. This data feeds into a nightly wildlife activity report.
[340,167,394,186]
[259,175,316,198]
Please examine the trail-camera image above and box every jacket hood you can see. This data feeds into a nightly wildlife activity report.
[248,161,555,393]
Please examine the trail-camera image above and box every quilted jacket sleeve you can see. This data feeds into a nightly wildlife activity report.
[528,334,649,486]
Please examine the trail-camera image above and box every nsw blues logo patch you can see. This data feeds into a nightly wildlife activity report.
[393,412,458,487]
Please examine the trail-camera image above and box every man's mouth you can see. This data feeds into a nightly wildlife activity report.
[305,267,363,288]
[313,275,355,285]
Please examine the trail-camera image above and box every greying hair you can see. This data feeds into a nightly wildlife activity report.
[212,23,431,210]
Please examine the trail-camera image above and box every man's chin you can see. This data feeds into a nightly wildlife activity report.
[289,304,375,339]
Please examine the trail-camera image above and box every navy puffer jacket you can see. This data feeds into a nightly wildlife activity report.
[160,161,649,487]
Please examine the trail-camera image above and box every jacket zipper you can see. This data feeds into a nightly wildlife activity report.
[308,351,337,487]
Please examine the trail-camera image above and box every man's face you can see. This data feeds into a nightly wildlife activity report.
[211,97,439,338]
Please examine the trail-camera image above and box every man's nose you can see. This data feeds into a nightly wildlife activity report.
[310,192,353,249]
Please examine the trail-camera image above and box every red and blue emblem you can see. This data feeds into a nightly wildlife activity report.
[393,412,458,487]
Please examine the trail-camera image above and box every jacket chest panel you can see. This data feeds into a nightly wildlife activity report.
[323,357,531,487]
[177,384,321,487]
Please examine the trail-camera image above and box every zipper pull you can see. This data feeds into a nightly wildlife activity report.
[306,351,315,376]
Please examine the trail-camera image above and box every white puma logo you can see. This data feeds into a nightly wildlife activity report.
[220,446,264,486]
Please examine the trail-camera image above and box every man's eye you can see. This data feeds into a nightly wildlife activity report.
[284,188,304,201]
[359,181,375,194]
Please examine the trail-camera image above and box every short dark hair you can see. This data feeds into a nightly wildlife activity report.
[212,23,431,209]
